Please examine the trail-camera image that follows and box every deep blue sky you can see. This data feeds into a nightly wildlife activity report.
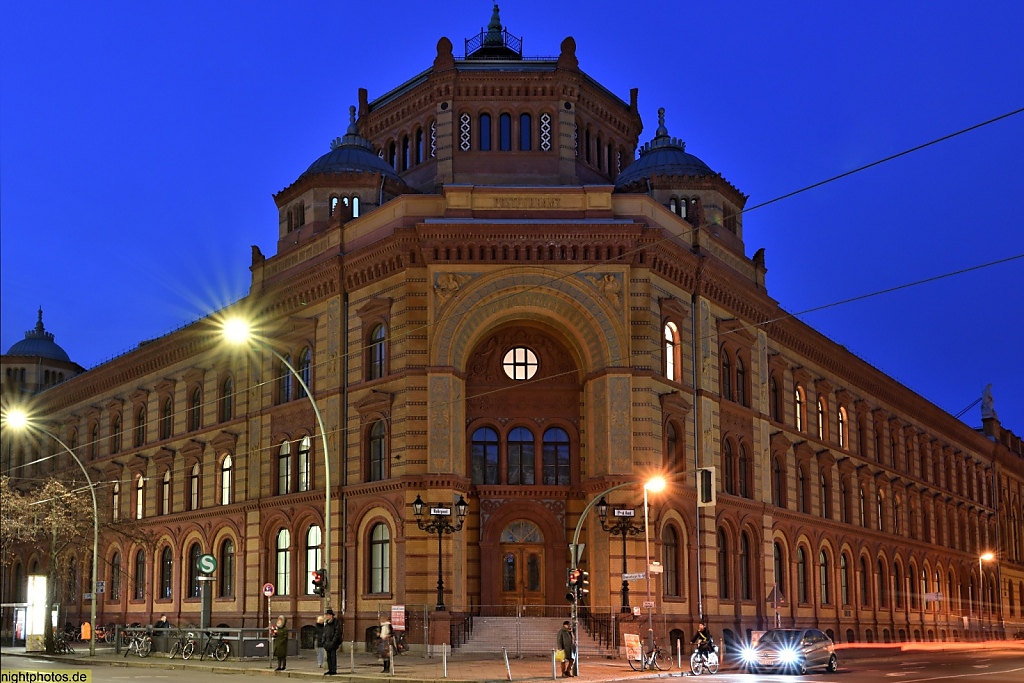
[2,1,1022,430]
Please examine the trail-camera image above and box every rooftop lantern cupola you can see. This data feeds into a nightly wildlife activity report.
[465,2,522,59]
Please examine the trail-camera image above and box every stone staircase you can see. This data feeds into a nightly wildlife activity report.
[457,616,612,657]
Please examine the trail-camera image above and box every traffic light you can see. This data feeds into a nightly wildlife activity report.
[578,570,590,601]
[566,568,580,603]
[698,467,717,507]
[311,568,327,596]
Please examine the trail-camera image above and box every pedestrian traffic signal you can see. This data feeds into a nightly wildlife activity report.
[311,568,327,596]
[566,568,580,603]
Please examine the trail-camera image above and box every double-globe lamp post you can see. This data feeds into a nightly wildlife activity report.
[595,496,645,613]
[222,318,333,611]
[3,409,99,657]
[412,494,468,611]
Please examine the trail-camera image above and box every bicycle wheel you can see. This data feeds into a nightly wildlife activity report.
[182,640,195,660]
[66,640,76,654]
[654,647,674,671]
[168,640,181,659]
[690,651,702,675]
[138,636,152,657]
[214,641,229,661]
[706,651,719,675]
[629,653,644,671]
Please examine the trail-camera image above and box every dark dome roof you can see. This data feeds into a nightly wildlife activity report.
[615,108,716,188]
[301,106,403,184]
[6,308,72,362]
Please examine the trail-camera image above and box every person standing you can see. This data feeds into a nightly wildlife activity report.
[377,615,394,673]
[322,609,341,676]
[314,615,326,669]
[272,616,289,671]
[556,620,576,678]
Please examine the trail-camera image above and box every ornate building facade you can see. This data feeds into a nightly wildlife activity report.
[3,8,1023,650]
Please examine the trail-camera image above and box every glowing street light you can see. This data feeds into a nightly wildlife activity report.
[2,409,99,656]
[979,551,995,636]
[222,317,333,611]
[643,476,666,652]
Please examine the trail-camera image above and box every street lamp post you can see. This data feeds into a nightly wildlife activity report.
[643,478,666,653]
[413,494,468,611]
[979,551,994,637]
[3,410,99,656]
[595,497,644,613]
[222,318,333,611]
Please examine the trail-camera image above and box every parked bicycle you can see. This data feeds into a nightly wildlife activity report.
[690,644,720,675]
[53,630,76,654]
[168,628,196,659]
[184,629,229,661]
[628,635,674,671]
[122,630,152,658]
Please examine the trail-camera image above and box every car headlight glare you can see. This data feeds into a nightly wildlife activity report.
[780,648,798,663]
[740,647,757,662]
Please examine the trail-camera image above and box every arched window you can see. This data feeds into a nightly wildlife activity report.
[112,415,122,454]
[838,407,847,448]
[877,559,888,607]
[812,551,828,607]
[278,441,292,494]
[352,196,360,217]
[663,525,680,597]
[739,445,750,498]
[665,422,683,473]
[161,398,173,440]
[794,387,805,432]
[771,456,784,507]
[220,455,232,505]
[368,421,386,482]
[220,377,233,423]
[739,532,752,600]
[297,347,312,399]
[663,322,679,381]
[135,406,146,447]
[188,543,202,598]
[860,488,868,528]
[275,529,291,596]
[736,357,746,406]
[471,426,499,485]
[160,546,172,599]
[306,526,322,595]
[717,529,730,599]
[877,492,884,531]
[479,113,492,151]
[769,376,780,421]
[112,482,120,521]
[797,466,808,513]
[161,470,170,515]
[90,423,99,459]
[279,356,293,403]
[135,474,145,519]
[840,554,850,605]
[401,135,410,171]
[415,128,424,164]
[542,427,570,485]
[499,113,511,150]
[189,463,200,511]
[135,550,147,600]
[669,198,678,213]
[721,351,732,401]
[894,562,904,608]
[107,552,121,601]
[388,141,397,169]
[797,547,809,603]
[519,113,532,151]
[297,436,311,492]
[508,427,535,485]
[188,388,202,431]
[817,398,826,439]
[370,523,391,594]
[219,539,234,598]
[368,325,386,380]
[860,557,870,606]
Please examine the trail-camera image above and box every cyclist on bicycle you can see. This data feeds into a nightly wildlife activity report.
[691,621,714,656]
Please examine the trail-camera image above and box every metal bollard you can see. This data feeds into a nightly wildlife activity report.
[350,640,355,673]
[551,649,558,679]
[443,642,448,678]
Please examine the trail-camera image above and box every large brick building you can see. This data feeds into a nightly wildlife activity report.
[4,7,1023,651]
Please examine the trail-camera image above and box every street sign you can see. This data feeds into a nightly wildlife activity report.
[197,553,217,574]
[642,600,655,609]
[568,543,585,564]
[648,562,663,574]
[613,508,635,517]
[96,580,105,594]
[622,572,646,581]
[263,582,275,597]
[430,507,451,516]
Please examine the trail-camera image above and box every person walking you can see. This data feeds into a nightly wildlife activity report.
[556,620,576,678]
[272,616,289,671]
[314,615,326,669]
[322,609,341,676]
[377,615,394,673]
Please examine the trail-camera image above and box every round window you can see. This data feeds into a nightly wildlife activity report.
[502,347,539,380]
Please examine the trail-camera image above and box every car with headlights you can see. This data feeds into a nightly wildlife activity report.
[740,628,837,674]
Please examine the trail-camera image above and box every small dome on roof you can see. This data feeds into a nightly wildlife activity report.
[301,106,404,183]
[615,108,715,188]
[6,308,72,362]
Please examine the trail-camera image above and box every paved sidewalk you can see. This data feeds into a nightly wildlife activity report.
[1,644,689,682]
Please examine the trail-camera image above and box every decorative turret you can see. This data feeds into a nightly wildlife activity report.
[465,3,522,59]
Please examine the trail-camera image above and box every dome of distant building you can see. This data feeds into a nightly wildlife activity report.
[6,308,71,362]
[615,108,715,188]
[301,107,405,184]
